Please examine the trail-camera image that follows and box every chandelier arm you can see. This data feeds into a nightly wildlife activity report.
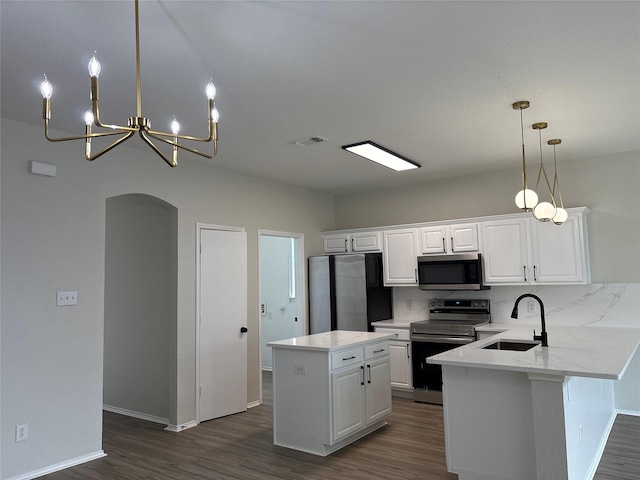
[147,122,217,143]
[44,119,131,142]
[139,130,178,167]
[86,131,136,161]
[146,130,216,159]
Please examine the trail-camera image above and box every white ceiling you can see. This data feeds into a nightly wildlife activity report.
[1,1,638,194]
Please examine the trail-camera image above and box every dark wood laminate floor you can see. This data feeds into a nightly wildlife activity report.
[42,372,639,479]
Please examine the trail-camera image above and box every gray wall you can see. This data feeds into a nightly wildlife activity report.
[334,150,640,283]
[0,119,334,479]
[104,194,176,421]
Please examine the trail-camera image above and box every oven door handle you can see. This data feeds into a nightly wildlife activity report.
[411,335,475,345]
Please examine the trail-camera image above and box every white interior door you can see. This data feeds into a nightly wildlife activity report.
[199,227,247,422]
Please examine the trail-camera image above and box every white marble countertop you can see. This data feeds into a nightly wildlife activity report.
[267,330,394,352]
[428,326,640,380]
[370,319,416,329]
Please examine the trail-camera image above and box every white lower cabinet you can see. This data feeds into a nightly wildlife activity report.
[270,334,392,456]
[373,326,412,392]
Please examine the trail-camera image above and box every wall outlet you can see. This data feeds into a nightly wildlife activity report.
[527,300,535,313]
[57,291,77,306]
[579,424,583,445]
[406,300,413,310]
[294,364,306,375]
[16,424,28,442]
[260,303,267,316]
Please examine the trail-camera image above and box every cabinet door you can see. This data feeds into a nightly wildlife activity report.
[482,219,529,284]
[383,229,419,285]
[323,234,350,254]
[365,357,392,424]
[331,365,366,442]
[530,213,589,283]
[389,341,412,389]
[450,223,479,253]
[351,231,382,252]
[420,226,447,254]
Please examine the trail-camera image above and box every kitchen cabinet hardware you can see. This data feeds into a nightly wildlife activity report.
[373,349,385,354]
[367,364,371,383]
[343,355,356,361]
[361,365,365,385]
[450,236,454,252]
[524,265,528,282]
[240,327,248,333]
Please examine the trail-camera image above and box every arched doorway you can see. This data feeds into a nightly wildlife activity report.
[103,194,178,425]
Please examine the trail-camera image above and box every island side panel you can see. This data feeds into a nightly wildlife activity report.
[441,365,537,480]
[272,347,331,454]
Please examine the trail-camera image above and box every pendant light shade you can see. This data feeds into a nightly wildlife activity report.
[513,101,538,211]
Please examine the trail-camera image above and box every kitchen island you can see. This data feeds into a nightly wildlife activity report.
[267,331,393,456]
[428,326,640,480]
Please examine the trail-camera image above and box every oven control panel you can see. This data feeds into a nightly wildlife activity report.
[429,299,490,312]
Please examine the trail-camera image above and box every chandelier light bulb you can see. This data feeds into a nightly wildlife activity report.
[40,76,53,99]
[84,110,94,126]
[211,107,220,123]
[552,207,568,225]
[515,188,538,211]
[88,52,101,78]
[206,79,217,100]
[533,201,556,222]
[171,117,181,135]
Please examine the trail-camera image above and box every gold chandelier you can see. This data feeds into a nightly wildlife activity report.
[512,100,567,225]
[40,0,218,167]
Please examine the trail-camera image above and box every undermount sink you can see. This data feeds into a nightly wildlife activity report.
[482,340,539,351]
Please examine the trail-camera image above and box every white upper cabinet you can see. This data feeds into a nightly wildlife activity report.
[382,229,419,286]
[323,231,382,254]
[420,223,479,255]
[481,208,590,285]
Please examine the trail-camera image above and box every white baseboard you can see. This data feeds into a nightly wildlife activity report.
[165,420,198,432]
[616,408,640,416]
[103,404,169,425]
[6,450,106,480]
[247,400,261,409]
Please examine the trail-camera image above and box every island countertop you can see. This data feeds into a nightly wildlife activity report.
[267,330,394,352]
[428,326,640,380]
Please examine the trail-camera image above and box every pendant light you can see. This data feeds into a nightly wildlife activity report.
[548,139,568,224]
[531,122,557,222]
[513,101,538,211]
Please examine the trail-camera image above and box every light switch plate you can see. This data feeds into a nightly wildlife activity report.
[57,291,77,306]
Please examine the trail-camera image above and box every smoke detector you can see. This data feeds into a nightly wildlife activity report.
[290,135,327,147]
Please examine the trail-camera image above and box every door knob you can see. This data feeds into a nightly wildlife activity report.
[240,327,248,333]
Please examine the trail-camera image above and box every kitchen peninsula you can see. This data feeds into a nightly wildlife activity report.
[428,326,640,480]
[268,331,394,456]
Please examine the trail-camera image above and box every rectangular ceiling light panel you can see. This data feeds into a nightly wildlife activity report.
[342,141,420,171]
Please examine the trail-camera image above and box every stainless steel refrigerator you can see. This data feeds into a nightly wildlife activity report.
[308,253,393,333]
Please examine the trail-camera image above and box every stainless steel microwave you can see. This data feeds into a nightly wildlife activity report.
[417,253,488,291]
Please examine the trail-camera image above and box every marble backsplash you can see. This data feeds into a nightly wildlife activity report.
[392,283,640,329]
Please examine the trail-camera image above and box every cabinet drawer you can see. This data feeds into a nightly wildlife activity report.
[331,347,364,370]
[374,327,410,341]
[365,342,390,360]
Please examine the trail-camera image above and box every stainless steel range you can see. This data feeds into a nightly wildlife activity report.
[411,298,490,404]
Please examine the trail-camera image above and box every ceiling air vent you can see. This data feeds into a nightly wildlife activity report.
[290,135,327,147]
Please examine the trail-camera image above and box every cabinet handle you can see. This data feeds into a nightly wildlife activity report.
[414,268,418,283]
[351,238,354,251]
[523,266,528,282]
[406,344,410,358]
[442,237,446,252]
[534,265,538,282]
[343,355,356,361]
[373,348,385,354]
[450,236,454,253]
[345,239,348,252]
[367,364,371,384]
[361,365,365,385]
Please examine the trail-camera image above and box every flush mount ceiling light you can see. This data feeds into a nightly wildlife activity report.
[39,0,218,167]
[342,141,421,172]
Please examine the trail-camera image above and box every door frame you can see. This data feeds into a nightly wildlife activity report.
[195,223,247,424]
[257,229,305,405]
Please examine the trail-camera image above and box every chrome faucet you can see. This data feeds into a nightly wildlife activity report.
[511,294,548,347]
